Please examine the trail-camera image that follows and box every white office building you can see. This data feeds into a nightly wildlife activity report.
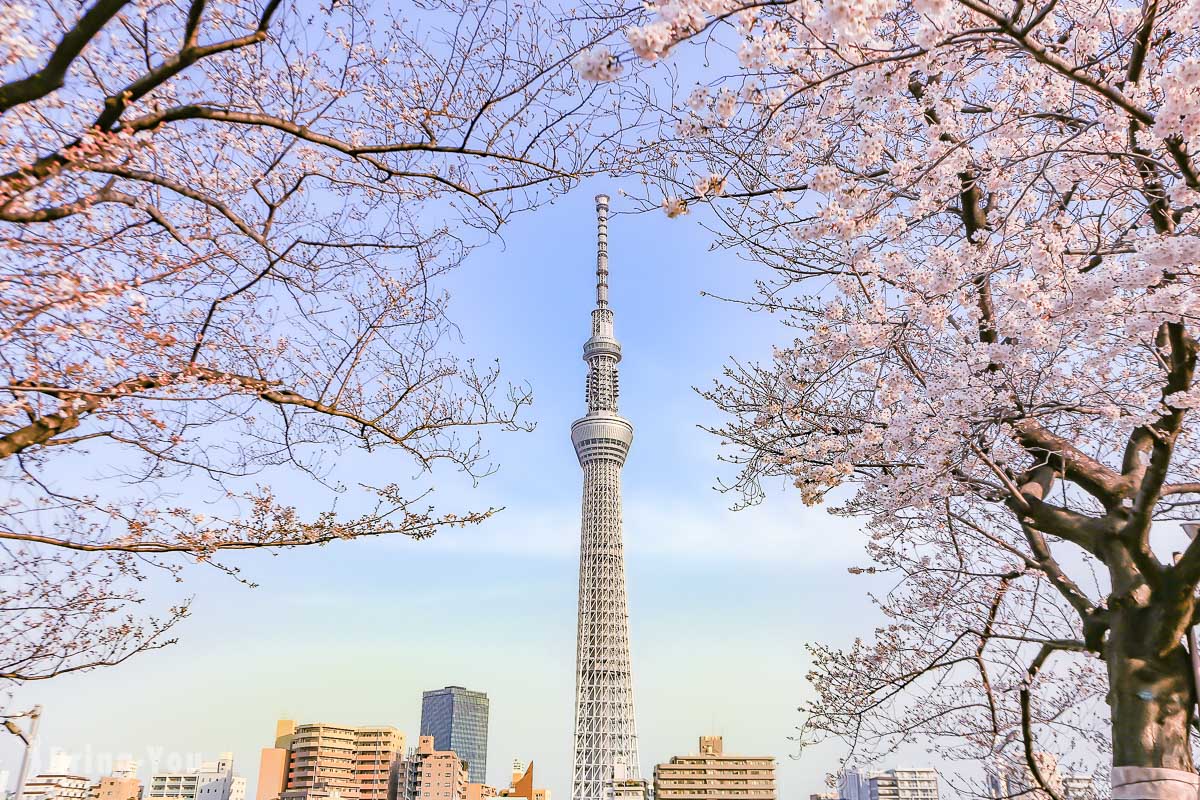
[840,769,938,800]
[839,771,867,800]
[150,755,244,800]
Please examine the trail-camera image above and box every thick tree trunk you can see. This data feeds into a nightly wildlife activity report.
[1107,603,1195,796]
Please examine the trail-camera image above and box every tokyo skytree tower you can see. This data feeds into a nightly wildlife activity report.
[570,194,641,800]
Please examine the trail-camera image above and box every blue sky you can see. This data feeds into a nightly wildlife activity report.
[0,181,890,799]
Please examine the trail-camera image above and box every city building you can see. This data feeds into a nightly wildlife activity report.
[150,754,244,800]
[810,793,839,800]
[1062,776,1094,800]
[419,687,489,785]
[986,754,1093,800]
[504,764,526,797]
[399,736,468,800]
[498,762,549,800]
[256,720,405,800]
[149,774,199,800]
[465,786,497,800]
[20,774,91,800]
[93,776,142,800]
[653,736,776,800]
[91,764,142,800]
[862,770,938,800]
[839,772,866,800]
[605,761,643,800]
[257,722,295,800]
[571,194,641,800]
[605,783,644,800]
[843,769,934,800]
[354,727,407,800]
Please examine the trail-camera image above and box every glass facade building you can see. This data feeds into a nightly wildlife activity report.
[419,686,490,784]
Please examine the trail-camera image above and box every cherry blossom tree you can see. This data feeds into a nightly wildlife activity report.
[0,0,627,694]
[576,0,1200,794]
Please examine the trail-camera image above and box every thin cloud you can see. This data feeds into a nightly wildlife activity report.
[405,496,868,566]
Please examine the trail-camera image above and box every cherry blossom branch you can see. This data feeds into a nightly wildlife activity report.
[954,0,1199,187]
[1019,642,1082,800]
[1011,419,1123,504]
[0,0,132,113]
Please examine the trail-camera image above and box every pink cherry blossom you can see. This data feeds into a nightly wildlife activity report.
[585,0,1200,786]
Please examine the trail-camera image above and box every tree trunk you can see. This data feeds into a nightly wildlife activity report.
[1107,602,1196,797]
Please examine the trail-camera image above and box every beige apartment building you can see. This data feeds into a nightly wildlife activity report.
[399,736,468,800]
[92,776,142,800]
[88,762,142,800]
[256,720,405,800]
[653,737,776,800]
[356,727,408,800]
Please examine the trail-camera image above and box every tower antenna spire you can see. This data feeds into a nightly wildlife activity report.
[595,194,609,309]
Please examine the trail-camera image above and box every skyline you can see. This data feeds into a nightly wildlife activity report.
[0,183,884,799]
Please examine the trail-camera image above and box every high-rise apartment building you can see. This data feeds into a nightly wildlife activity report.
[419,687,489,785]
[653,737,776,800]
[150,754,244,800]
[353,727,407,800]
[399,736,468,800]
[256,720,405,800]
[839,772,866,800]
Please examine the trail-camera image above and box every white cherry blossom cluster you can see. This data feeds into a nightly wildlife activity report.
[1155,57,1200,149]
[0,3,37,67]
[571,46,623,82]
[625,0,741,60]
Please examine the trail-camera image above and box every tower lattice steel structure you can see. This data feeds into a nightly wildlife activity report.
[570,194,641,800]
